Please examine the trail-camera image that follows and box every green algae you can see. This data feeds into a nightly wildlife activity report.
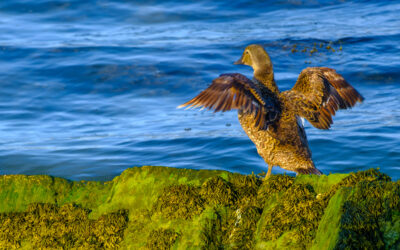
[0,166,399,249]
[200,207,226,249]
[0,174,112,214]
[312,188,351,250]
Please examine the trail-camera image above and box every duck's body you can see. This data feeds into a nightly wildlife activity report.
[179,45,363,177]
[238,95,315,175]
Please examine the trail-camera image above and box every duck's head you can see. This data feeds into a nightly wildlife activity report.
[234,44,273,74]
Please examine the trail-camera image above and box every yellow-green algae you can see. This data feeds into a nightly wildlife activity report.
[0,166,399,249]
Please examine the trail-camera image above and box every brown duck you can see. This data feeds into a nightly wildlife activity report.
[179,44,363,177]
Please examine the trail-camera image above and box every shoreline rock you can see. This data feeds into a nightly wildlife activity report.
[0,166,399,249]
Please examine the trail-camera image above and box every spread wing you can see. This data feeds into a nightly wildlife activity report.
[178,73,280,130]
[282,67,364,129]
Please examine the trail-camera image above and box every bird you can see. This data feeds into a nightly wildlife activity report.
[178,44,363,178]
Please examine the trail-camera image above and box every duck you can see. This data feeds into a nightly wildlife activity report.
[179,44,364,178]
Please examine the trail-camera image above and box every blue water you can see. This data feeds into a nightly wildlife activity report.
[0,0,399,181]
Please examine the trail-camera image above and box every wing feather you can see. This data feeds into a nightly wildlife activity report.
[283,67,364,129]
[178,73,280,130]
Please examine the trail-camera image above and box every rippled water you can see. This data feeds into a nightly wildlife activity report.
[0,0,399,180]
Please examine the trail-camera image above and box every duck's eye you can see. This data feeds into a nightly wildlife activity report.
[245,51,249,54]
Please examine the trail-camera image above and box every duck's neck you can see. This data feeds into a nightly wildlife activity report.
[254,68,280,94]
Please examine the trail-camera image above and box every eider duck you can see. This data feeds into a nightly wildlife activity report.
[179,44,363,178]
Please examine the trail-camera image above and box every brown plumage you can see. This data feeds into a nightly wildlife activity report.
[179,44,364,177]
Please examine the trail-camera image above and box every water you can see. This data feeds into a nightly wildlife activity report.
[0,0,399,181]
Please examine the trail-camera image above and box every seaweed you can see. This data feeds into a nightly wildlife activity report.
[226,205,262,249]
[335,180,400,249]
[153,184,205,219]
[287,41,343,56]
[320,168,392,206]
[257,174,295,207]
[0,166,399,249]
[0,203,128,249]
[200,208,225,250]
[200,176,238,206]
[197,174,263,249]
[260,183,325,248]
[145,228,180,250]
[229,173,262,207]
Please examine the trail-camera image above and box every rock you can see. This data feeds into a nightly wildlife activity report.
[0,166,399,249]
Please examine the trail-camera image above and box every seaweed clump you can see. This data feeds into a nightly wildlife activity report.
[200,209,225,250]
[321,168,392,205]
[261,183,325,247]
[226,175,263,248]
[145,228,180,250]
[257,174,295,207]
[335,177,400,249]
[199,206,262,250]
[259,169,395,248]
[227,205,262,249]
[199,175,263,249]
[229,174,262,207]
[0,203,128,249]
[200,176,238,206]
[153,184,204,219]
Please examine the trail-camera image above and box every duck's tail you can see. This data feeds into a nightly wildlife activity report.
[296,167,323,175]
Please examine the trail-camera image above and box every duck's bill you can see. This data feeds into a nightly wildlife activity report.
[234,56,244,65]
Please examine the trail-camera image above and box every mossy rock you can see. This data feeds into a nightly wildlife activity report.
[0,166,399,249]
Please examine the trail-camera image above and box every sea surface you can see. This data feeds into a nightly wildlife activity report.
[0,0,399,181]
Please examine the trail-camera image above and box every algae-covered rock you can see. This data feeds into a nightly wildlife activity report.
[0,166,399,249]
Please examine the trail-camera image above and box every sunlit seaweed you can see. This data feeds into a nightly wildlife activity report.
[200,176,238,206]
[257,174,295,207]
[0,166,399,249]
[260,183,325,248]
[0,203,128,249]
[153,184,205,219]
[145,228,180,250]
[229,173,262,207]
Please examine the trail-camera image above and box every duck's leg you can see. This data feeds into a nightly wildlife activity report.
[265,165,273,179]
